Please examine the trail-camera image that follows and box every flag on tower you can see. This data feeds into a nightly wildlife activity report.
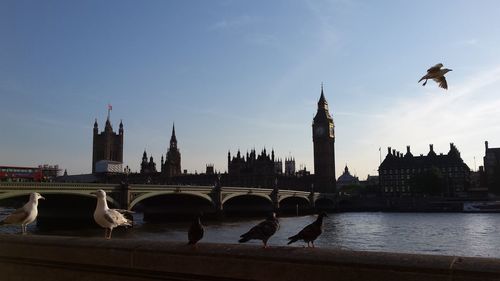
[108,104,112,111]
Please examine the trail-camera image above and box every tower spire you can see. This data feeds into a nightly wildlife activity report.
[170,123,177,143]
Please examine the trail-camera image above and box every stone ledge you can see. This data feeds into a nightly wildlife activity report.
[0,234,499,281]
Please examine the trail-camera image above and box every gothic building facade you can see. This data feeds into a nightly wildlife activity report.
[284,157,296,176]
[92,116,123,173]
[228,148,280,176]
[312,87,336,193]
[379,143,470,197]
[140,150,157,174]
[161,125,182,177]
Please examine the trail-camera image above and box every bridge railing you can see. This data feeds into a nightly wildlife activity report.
[0,182,118,190]
[0,182,315,197]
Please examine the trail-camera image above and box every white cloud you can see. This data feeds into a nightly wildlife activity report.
[348,63,500,177]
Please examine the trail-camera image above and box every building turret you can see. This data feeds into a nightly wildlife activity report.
[119,120,124,135]
[162,123,181,177]
[93,119,98,135]
[92,111,123,173]
[170,123,177,149]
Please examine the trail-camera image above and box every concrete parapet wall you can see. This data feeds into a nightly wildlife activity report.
[0,234,499,281]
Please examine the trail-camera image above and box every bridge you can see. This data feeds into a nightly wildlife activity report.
[0,182,336,223]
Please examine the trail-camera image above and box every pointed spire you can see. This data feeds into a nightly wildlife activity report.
[170,123,177,143]
[318,84,328,109]
[119,119,124,134]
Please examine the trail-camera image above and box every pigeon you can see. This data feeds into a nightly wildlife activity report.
[287,212,327,248]
[0,192,45,234]
[187,213,204,246]
[418,63,453,90]
[91,189,133,239]
[239,212,279,248]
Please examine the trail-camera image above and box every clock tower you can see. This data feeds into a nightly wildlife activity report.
[312,86,336,193]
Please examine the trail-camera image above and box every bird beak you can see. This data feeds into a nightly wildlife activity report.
[90,192,97,196]
[449,69,453,71]
[39,196,45,200]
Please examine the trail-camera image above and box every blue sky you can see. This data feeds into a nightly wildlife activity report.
[2,0,500,178]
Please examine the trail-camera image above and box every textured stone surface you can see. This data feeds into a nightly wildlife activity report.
[0,234,499,281]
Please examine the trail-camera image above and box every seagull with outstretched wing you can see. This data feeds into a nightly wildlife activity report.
[91,189,133,239]
[418,63,452,90]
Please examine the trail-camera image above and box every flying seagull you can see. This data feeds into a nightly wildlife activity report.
[187,213,204,246]
[418,63,453,90]
[239,212,279,248]
[91,189,133,239]
[0,192,45,234]
[287,212,327,248]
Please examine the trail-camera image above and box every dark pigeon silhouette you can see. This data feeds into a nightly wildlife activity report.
[287,212,328,248]
[187,214,204,246]
[239,213,279,248]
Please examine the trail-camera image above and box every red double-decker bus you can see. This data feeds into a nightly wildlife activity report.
[0,166,43,182]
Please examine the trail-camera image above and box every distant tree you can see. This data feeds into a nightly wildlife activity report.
[409,166,445,196]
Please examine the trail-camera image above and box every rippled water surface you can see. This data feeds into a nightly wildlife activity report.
[2,210,500,258]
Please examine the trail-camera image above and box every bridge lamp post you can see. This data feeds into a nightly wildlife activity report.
[124,165,131,184]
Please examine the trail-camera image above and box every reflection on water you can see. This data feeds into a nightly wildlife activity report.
[1,210,500,258]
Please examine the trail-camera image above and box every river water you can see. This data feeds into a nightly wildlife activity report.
[1,211,500,258]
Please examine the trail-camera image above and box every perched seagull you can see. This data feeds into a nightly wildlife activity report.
[0,192,45,234]
[187,213,204,246]
[239,212,279,248]
[287,212,327,248]
[418,63,453,90]
[91,189,133,239]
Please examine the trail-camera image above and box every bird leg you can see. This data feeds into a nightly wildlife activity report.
[107,228,113,239]
[21,225,26,235]
[312,242,315,248]
[104,228,109,239]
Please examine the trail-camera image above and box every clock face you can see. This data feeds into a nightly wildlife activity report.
[314,126,325,137]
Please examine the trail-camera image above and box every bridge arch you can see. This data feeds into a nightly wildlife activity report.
[221,193,272,205]
[279,196,311,215]
[129,191,214,210]
[278,195,310,204]
[222,193,274,216]
[0,191,119,207]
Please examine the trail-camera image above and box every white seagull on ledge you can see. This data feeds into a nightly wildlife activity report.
[0,192,45,234]
[91,189,133,239]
